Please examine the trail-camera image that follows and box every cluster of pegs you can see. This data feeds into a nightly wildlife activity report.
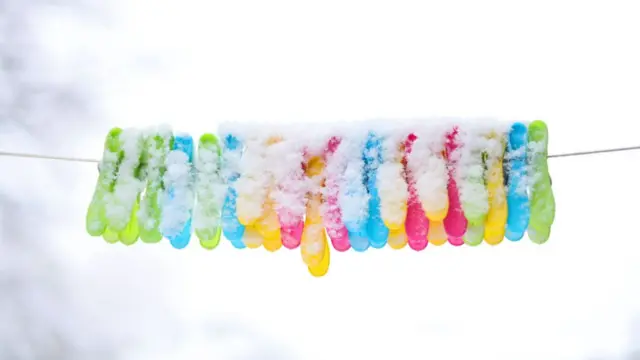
[86,120,555,277]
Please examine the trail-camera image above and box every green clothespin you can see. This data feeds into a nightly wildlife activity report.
[86,128,123,239]
[194,133,224,249]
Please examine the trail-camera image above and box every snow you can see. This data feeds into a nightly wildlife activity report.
[378,133,409,228]
[105,128,144,231]
[138,125,172,232]
[234,136,271,225]
[161,144,195,237]
[193,139,226,234]
[268,138,306,227]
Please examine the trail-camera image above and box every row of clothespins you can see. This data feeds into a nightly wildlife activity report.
[86,119,555,276]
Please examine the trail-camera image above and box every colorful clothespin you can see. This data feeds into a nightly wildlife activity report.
[404,133,429,251]
[505,122,529,241]
[161,133,195,249]
[107,128,145,245]
[379,134,409,250]
[322,137,350,252]
[273,139,306,250]
[459,128,489,246]
[340,136,370,252]
[527,120,555,243]
[301,155,329,267]
[87,128,122,239]
[138,127,173,243]
[363,132,389,248]
[255,136,283,252]
[409,131,448,246]
[484,131,507,245]
[194,133,225,249]
[443,128,467,246]
[221,134,246,248]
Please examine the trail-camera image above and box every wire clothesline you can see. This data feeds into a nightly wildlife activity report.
[0,151,99,163]
[1,145,640,164]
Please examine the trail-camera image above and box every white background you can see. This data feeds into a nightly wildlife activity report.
[3,0,640,359]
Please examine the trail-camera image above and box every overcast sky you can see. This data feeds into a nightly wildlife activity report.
[3,0,640,359]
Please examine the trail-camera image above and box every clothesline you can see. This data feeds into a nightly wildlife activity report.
[1,145,640,164]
